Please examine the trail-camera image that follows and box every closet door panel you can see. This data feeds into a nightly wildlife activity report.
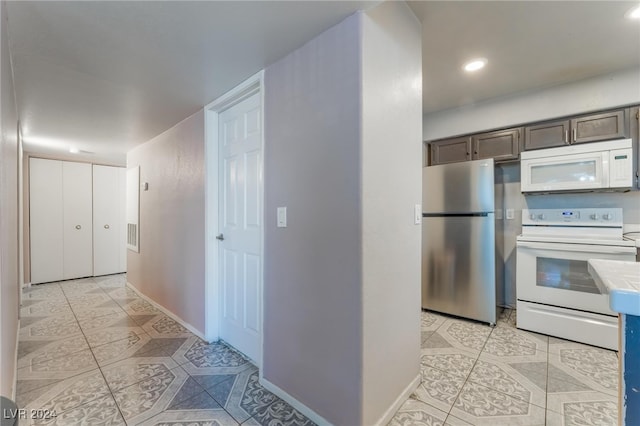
[93,165,120,276]
[29,158,63,284]
[63,161,93,279]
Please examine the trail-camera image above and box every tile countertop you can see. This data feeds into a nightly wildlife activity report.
[589,259,640,316]
[623,236,640,247]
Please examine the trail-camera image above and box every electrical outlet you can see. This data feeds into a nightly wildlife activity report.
[506,209,515,220]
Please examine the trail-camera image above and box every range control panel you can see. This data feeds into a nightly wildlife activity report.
[522,208,623,227]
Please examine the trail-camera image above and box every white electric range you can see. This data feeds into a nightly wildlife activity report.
[516,208,636,350]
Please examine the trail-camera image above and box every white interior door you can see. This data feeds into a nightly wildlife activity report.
[63,161,93,279]
[30,158,64,284]
[93,165,121,276]
[218,92,262,363]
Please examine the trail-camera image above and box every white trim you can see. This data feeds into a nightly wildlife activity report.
[373,374,421,426]
[260,376,332,426]
[12,318,20,400]
[125,281,207,341]
[203,70,264,368]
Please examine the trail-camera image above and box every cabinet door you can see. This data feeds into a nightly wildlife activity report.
[571,109,628,144]
[631,107,639,190]
[430,137,471,165]
[524,119,570,151]
[63,161,93,280]
[472,128,521,162]
[93,165,121,276]
[29,158,64,284]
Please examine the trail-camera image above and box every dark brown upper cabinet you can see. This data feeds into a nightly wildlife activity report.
[524,119,571,150]
[430,137,471,165]
[472,128,521,162]
[524,108,629,151]
[571,109,628,144]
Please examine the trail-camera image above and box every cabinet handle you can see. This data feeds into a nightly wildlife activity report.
[572,128,576,142]
[75,225,81,230]
[564,130,569,144]
[104,224,110,229]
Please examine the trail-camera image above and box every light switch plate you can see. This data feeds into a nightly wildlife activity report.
[506,209,515,220]
[414,204,422,225]
[277,207,287,228]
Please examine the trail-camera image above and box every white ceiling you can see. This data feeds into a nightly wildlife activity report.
[409,1,640,114]
[6,1,640,164]
[7,1,375,164]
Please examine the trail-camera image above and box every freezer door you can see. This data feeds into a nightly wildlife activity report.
[422,214,496,324]
[423,158,495,214]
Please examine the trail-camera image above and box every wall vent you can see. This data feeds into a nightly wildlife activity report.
[127,223,138,247]
[126,166,140,252]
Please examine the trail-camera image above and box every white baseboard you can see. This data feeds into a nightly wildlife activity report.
[125,282,207,342]
[259,372,419,426]
[12,318,20,400]
[259,375,331,426]
[374,374,420,426]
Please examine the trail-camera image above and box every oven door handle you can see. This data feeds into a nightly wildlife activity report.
[517,240,636,255]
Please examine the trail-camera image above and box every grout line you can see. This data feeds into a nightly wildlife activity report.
[17,279,113,418]
[444,321,493,417]
[59,276,129,425]
[545,343,549,426]
[200,373,251,424]
[64,282,126,422]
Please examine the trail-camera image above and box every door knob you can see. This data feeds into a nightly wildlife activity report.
[75,225,81,230]
[104,224,110,229]
[215,234,224,241]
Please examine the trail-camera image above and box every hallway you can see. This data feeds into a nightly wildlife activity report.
[17,275,315,425]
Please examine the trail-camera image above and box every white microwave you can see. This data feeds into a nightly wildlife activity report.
[520,139,633,193]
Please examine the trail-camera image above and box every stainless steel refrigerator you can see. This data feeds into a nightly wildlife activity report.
[422,158,500,325]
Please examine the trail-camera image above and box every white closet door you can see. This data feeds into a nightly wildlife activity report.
[118,167,127,272]
[63,161,93,279]
[30,158,64,284]
[93,165,120,276]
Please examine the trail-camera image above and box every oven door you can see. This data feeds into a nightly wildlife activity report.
[516,240,636,315]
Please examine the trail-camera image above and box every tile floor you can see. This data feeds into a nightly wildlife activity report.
[17,274,315,425]
[388,309,619,426]
[17,275,619,426]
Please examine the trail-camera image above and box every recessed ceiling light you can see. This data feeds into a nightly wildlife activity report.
[463,58,487,72]
[626,4,640,19]
[69,147,79,153]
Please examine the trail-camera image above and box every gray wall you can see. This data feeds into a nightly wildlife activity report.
[127,110,206,333]
[263,3,422,424]
[1,0,20,398]
[360,3,422,424]
[423,67,640,141]
[424,69,640,308]
[263,13,363,425]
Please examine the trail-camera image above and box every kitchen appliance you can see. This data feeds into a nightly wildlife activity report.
[516,208,637,350]
[520,139,633,193]
[422,158,500,324]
